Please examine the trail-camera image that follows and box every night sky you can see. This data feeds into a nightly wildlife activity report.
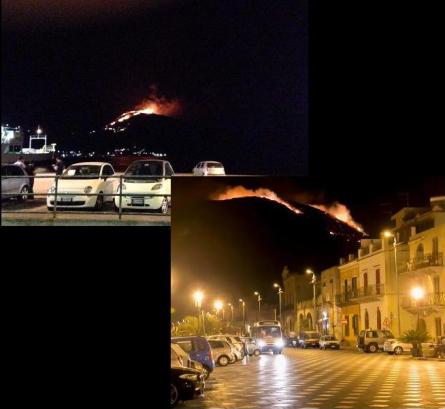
[2,0,307,174]
[172,176,445,319]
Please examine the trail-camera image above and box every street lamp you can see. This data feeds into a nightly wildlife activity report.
[254,291,262,320]
[239,298,246,335]
[193,290,204,335]
[383,230,401,337]
[411,287,425,330]
[273,283,283,325]
[306,269,317,331]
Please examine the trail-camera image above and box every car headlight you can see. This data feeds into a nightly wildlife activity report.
[151,183,163,190]
[84,186,93,194]
[258,340,265,347]
[179,374,198,381]
[275,339,284,347]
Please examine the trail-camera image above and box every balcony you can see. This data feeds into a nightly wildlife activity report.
[406,253,443,272]
[336,284,385,306]
[401,292,445,314]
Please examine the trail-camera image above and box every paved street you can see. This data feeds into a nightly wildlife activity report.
[180,348,445,409]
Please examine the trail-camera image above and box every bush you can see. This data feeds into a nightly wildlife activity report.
[399,329,431,344]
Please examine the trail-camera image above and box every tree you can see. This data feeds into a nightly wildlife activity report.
[399,329,431,357]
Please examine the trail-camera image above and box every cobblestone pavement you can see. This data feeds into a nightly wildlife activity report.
[179,348,445,409]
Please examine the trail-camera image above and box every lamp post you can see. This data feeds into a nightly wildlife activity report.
[228,303,234,326]
[193,290,204,335]
[239,299,246,335]
[411,287,425,330]
[254,291,262,320]
[214,300,223,331]
[273,283,283,325]
[306,269,317,331]
[383,230,401,337]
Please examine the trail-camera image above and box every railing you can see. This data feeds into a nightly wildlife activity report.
[401,292,445,309]
[1,174,171,221]
[335,284,385,305]
[407,253,443,271]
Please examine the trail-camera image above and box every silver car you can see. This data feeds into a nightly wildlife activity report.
[208,339,236,366]
[1,164,31,201]
[241,337,261,356]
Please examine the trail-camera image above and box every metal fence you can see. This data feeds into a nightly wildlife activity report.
[1,174,171,220]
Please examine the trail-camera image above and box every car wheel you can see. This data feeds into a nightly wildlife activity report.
[170,383,179,407]
[369,344,378,353]
[18,185,29,201]
[160,197,168,214]
[387,351,394,355]
[218,355,229,366]
[95,192,104,210]
[394,346,403,355]
[253,349,260,356]
[47,206,54,212]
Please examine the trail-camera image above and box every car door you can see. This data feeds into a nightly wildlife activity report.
[9,165,24,194]
[101,165,115,201]
[1,166,11,196]
[164,162,174,198]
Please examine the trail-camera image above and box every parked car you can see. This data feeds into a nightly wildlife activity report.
[171,343,192,367]
[47,162,115,210]
[383,339,413,355]
[319,335,341,350]
[1,164,31,201]
[357,329,394,353]
[298,331,321,348]
[241,337,261,356]
[208,335,245,360]
[171,336,215,378]
[208,339,236,366]
[192,161,226,176]
[434,336,445,358]
[284,334,298,347]
[114,159,173,214]
[170,366,205,408]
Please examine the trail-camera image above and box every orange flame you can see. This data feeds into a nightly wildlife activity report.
[211,185,364,233]
[211,186,302,215]
[109,85,182,125]
[309,203,364,233]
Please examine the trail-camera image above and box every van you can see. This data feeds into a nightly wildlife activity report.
[171,336,215,378]
[356,329,394,352]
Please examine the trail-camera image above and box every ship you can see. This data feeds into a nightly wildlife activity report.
[1,125,56,165]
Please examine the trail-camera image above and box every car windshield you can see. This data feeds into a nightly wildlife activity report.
[126,161,163,176]
[207,162,223,168]
[175,341,193,353]
[62,165,101,179]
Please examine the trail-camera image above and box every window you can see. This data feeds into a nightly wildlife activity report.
[175,341,193,353]
[352,277,358,297]
[377,308,381,330]
[416,244,424,261]
[376,269,381,295]
[365,310,369,329]
[165,162,174,176]
[102,165,114,176]
[209,340,223,348]
[363,273,368,294]
[10,166,23,176]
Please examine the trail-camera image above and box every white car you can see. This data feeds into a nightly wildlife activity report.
[47,162,115,210]
[114,160,173,214]
[208,335,244,360]
[319,335,341,350]
[1,164,31,201]
[192,161,225,176]
[384,339,413,355]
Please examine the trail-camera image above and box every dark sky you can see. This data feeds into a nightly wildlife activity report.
[171,176,445,319]
[2,0,307,174]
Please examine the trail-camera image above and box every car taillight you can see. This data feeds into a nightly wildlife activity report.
[208,349,213,361]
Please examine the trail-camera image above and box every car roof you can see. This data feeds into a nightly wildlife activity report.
[68,162,112,166]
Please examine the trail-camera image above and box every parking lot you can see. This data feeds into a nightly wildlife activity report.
[179,348,445,409]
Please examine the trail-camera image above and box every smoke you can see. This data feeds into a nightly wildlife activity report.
[211,185,302,215]
[211,185,364,233]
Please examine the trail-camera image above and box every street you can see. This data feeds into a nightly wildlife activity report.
[180,348,445,409]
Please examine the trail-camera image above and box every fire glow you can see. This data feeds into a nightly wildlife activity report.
[108,86,182,126]
[212,186,303,215]
[212,185,364,233]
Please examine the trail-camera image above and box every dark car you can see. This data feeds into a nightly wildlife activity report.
[298,331,321,348]
[171,336,215,378]
[170,366,205,408]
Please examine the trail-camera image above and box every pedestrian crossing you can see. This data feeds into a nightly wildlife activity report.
[178,348,445,409]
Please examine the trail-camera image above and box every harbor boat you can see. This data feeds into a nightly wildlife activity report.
[1,125,56,165]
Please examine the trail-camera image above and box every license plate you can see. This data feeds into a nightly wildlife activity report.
[60,195,72,202]
[131,197,144,205]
